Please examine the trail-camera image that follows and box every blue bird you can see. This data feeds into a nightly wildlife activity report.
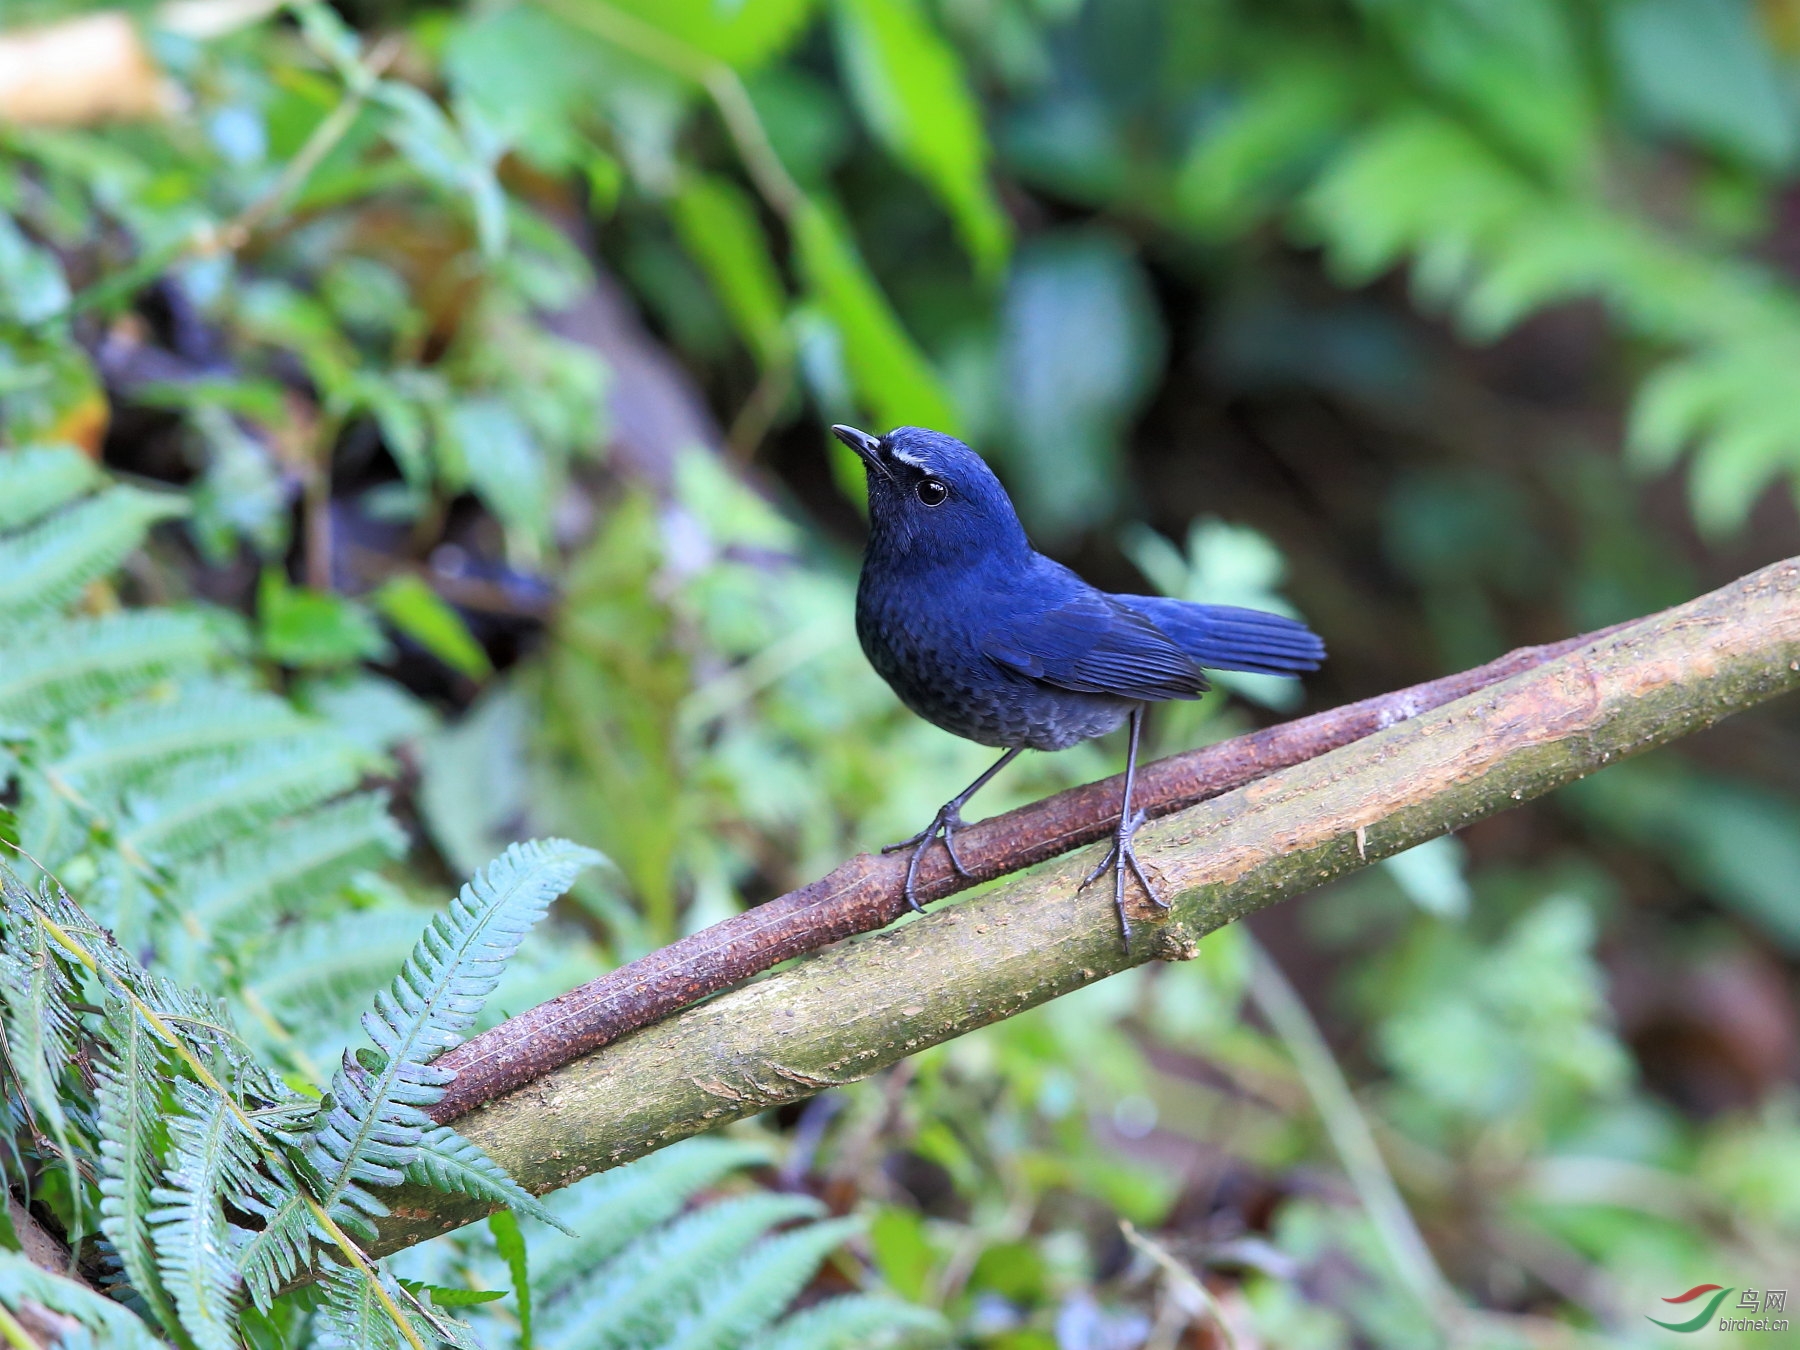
[834,423,1325,943]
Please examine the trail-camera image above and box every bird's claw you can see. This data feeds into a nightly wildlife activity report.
[884,805,972,913]
[1080,810,1163,951]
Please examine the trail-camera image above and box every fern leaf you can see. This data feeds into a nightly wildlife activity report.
[243,907,434,1027]
[26,878,250,1068]
[542,1193,826,1350]
[760,1295,948,1350]
[184,792,405,933]
[0,443,100,533]
[314,1261,414,1350]
[315,1260,479,1350]
[0,609,230,728]
[149,1082,258,1350]
[657,1216,865,1350]
[0,1249,165,1349]
[95,1001,185,1341]
[0,483,187,626]
[137,974,254,1069]
[0,873,83,1180]
[314,1262,395,1350]
[406,1124,569,1233]
[238,1192,317,1311]
[119,736,368,864]
[531,1137,776,1284]
[51,682,312,797]
[304,839,599,1238]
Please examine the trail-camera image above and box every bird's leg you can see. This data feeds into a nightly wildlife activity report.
[885,747,1023,913]
[1080,705,1165,949]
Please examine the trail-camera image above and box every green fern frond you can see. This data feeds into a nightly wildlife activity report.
[149,1082,261,1350]
[314,1262,393,1350]
[533,1137,777,1283]
[0,872,84,1178]
[49,683,313,798]
[760,1295,948,1350]
[95,1001,185,1342]
[0,484,188,626]
[184,792,405,933]
[304,839,599,1239]
[0,610,231,729]
[237,1192,317,1310]
[244,908,435,1026]
[23,877,250,1066]
[542,1193,827,1350]
[0,1249,165,1350]
[406,1124,568,1232]
[659,1215,865,1350]
[120,737,369,865]
[0,444,101,533]
[315,1260,480,1350]
[138,976,255,1070]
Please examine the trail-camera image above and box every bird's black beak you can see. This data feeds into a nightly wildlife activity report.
[831,424,892,482]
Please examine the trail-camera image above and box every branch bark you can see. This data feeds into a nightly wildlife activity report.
[372,557,1800,1255]
[429,623,1631,1120]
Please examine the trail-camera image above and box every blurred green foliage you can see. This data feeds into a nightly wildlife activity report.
[4,0,1800,1346]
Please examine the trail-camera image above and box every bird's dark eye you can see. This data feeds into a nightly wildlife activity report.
[916,477,949,506]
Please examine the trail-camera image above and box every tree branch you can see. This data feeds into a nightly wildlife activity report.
[429,621,1640,1121]
[369,558,1800,1255]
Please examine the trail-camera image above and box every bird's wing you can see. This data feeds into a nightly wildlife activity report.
[982,589,1207,702]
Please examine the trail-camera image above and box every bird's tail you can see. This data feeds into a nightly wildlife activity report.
[1117,596,1326,676]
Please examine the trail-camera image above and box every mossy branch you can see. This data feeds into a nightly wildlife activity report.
[369,558,1800,1256]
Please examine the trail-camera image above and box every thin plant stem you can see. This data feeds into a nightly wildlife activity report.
[531,0,807,219]
[0,1302,37,1350]
[210,32,404,255]
[1119,1220,1238,1350]
[1246,935,1465,1336]
[65,28,402,318]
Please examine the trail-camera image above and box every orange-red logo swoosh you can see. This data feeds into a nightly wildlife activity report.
[1662,1285,1724,1303]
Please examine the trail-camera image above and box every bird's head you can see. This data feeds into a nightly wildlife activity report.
[831,424,1029,564]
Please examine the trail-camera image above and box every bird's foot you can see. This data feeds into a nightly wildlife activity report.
[1080,809,1164,951]
[883,803,974,913]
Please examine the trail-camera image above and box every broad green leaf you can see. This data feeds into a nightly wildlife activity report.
[673,173,792,368]
[995,228,1162,539]
[490,1209,533,1348]
[1382,836,1472,920]
[1568,760,1800,950]
[831,0,1009,274]
[585,0,818,69]
[446,6,615,171]
[372,575,492,679]
[792,200,957,432]
[259,571,393,670]
[444,397,554,558]
[1177,55,1352,235]
[1612,0,1799,170]
[868,1205,934,1303]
